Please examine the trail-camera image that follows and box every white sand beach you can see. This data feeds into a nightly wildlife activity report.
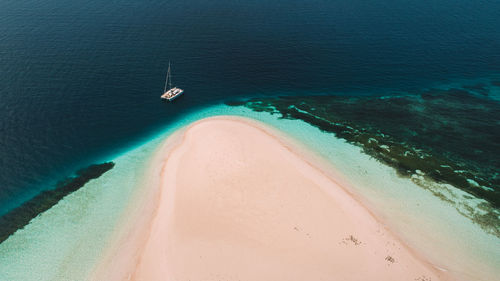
[93,117,452,281]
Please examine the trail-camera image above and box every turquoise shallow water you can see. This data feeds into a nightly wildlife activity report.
[0,105,498,280]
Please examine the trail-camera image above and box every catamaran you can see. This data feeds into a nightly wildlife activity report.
[161,62,184,101]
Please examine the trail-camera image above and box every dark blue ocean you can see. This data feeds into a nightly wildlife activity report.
[1,0,500,216]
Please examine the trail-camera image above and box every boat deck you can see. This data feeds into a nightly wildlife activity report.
[161,87,184,101]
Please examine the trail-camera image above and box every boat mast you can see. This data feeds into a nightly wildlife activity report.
[164,62,172,92]
[169,62,172,90]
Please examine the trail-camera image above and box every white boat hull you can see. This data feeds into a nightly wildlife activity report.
[161,87,184,101]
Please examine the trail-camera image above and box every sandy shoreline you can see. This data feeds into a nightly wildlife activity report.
[93,117,452,281]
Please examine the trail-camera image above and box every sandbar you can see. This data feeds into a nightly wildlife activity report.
[94,117,451,281]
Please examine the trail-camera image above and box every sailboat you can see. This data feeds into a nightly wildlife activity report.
[161,62,184,101]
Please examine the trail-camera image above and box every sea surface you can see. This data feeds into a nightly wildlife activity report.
[1,0,499,254]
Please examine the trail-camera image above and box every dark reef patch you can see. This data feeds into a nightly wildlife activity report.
[226,88,500,236]
[0,162,114,244]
